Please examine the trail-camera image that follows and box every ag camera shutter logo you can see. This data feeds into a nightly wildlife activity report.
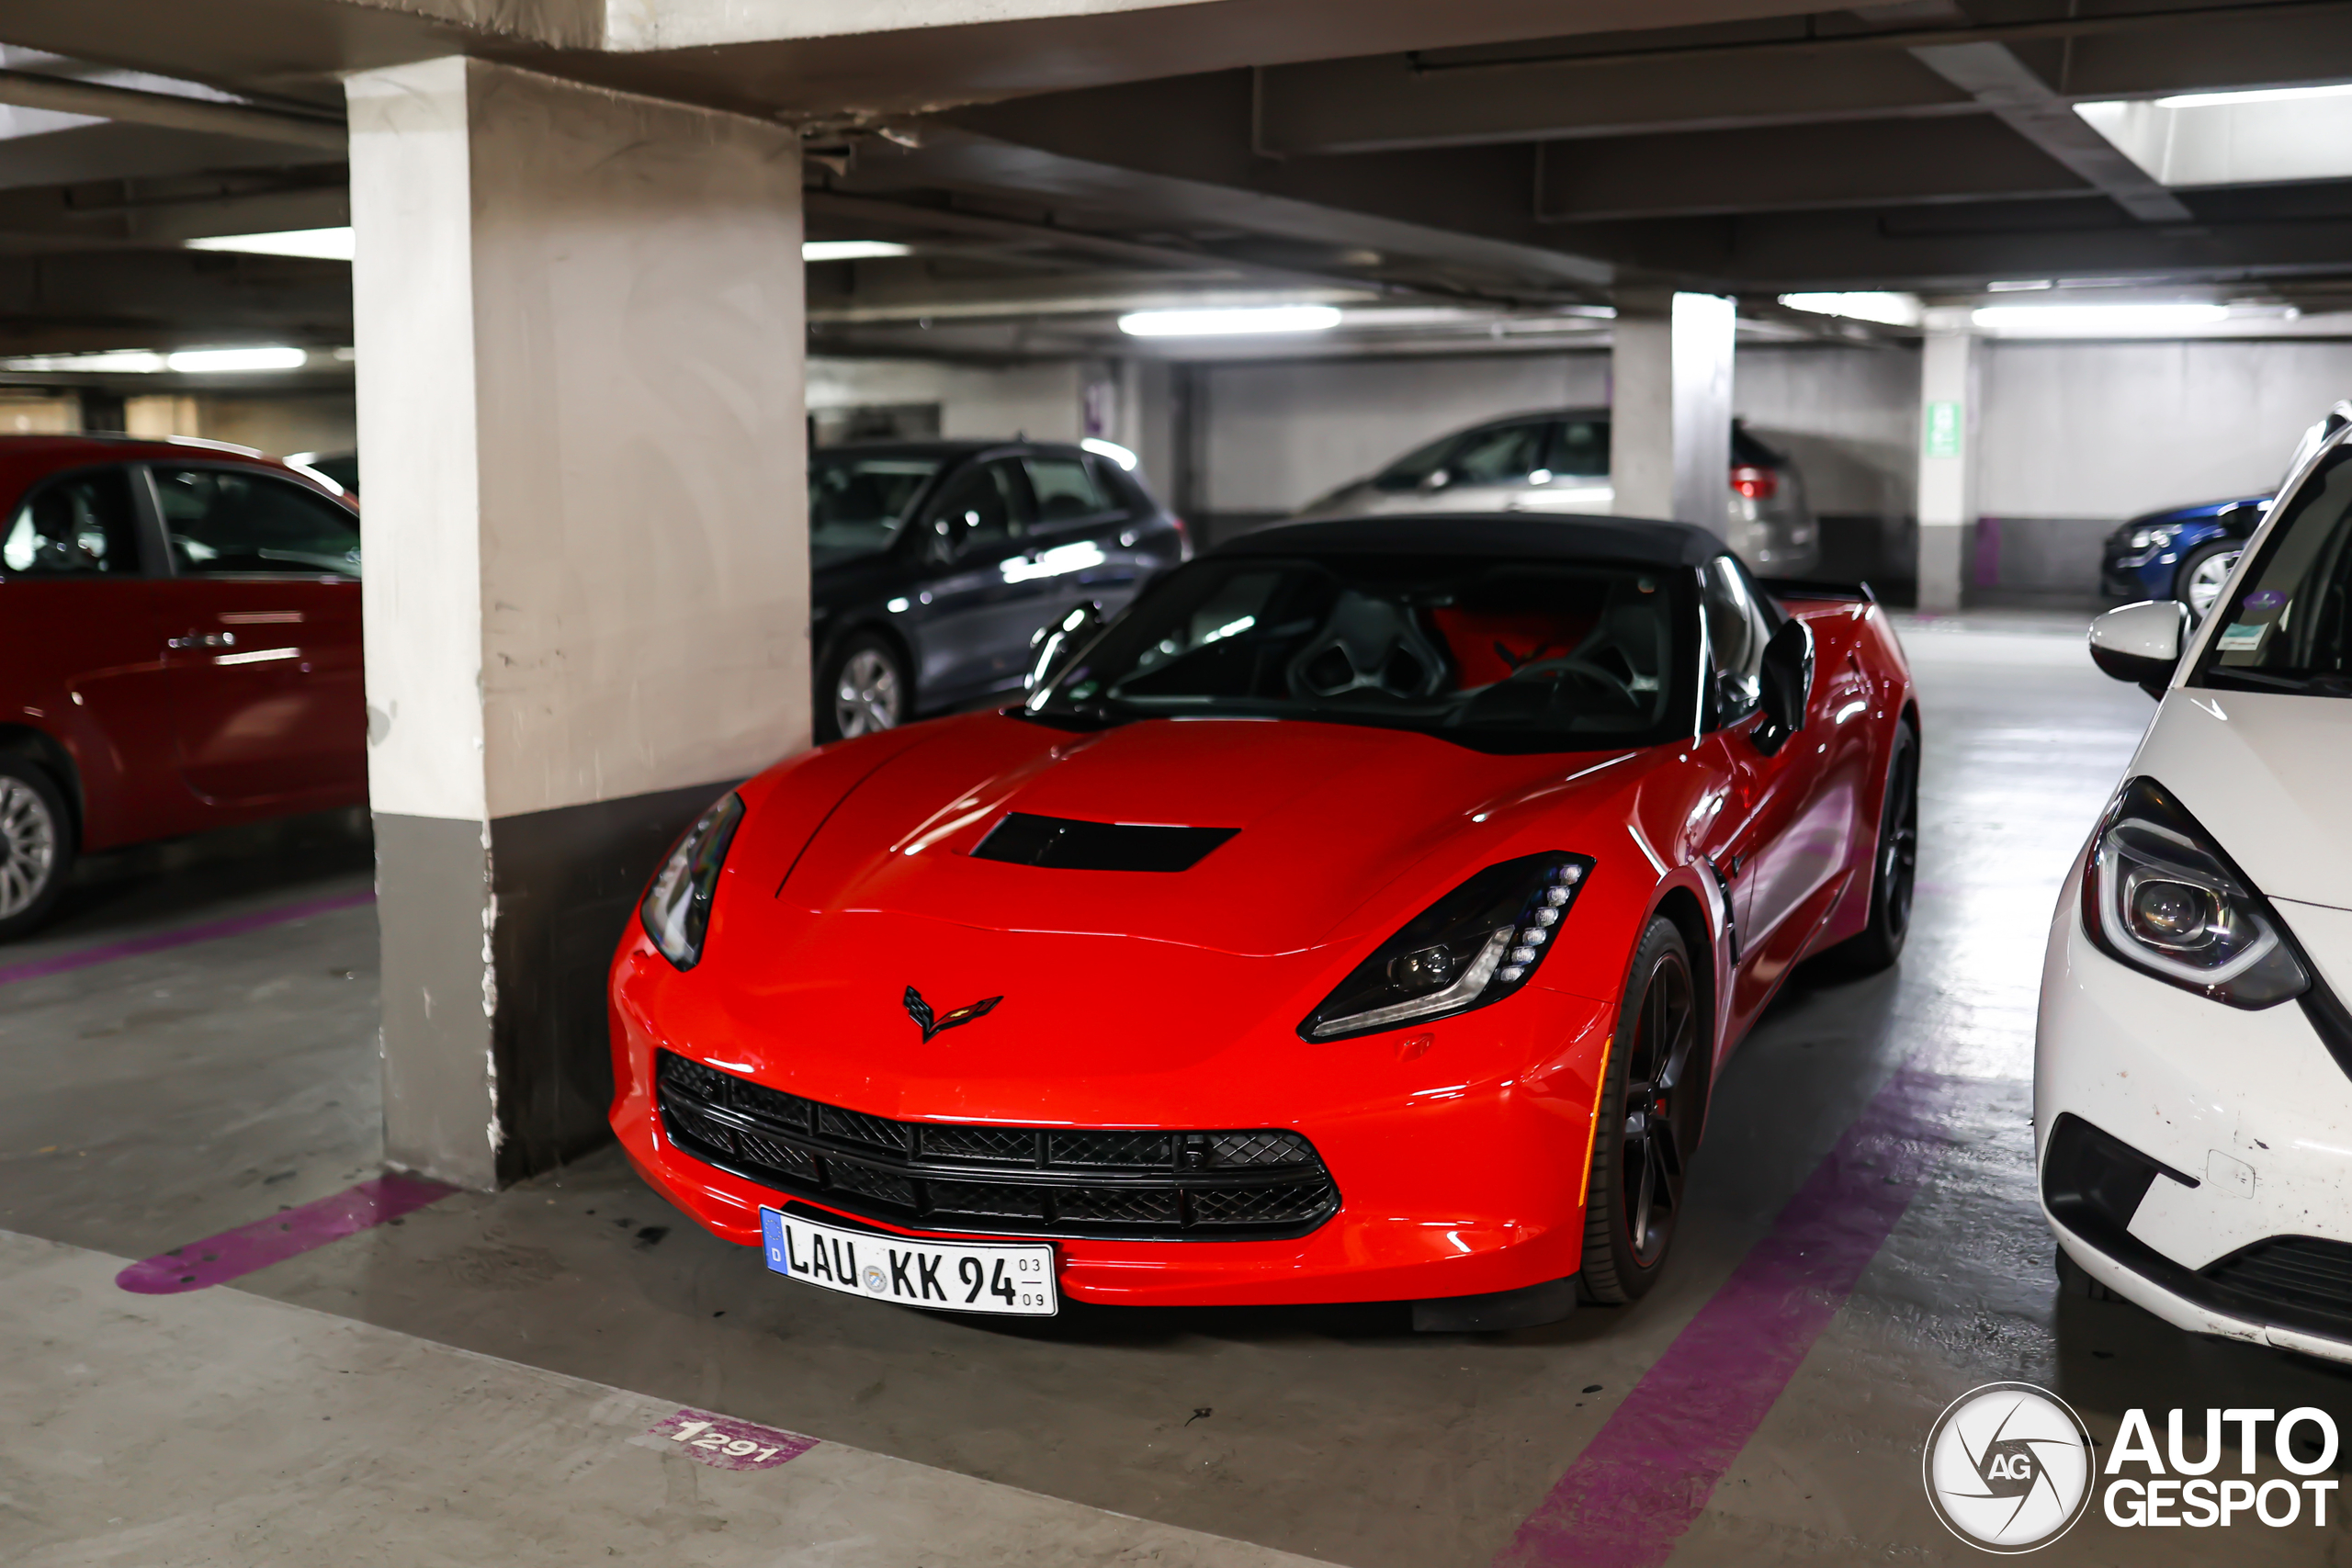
[1924,1382,2098,1552]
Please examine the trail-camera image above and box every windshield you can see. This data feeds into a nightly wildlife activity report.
[1028,553,1697,752]
[2192,442,2352,698]
[809,453,943,567]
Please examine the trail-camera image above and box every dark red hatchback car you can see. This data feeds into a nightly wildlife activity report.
[0,435,365,937]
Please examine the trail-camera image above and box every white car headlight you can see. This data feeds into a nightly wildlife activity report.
[2082,776,2307,1009]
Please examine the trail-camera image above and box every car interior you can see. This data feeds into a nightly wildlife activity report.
[1089,558,1678,737]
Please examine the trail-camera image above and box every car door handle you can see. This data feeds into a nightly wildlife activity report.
[166,633,236,650]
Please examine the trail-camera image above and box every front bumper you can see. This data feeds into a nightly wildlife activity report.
[609,937,1618,1309]
[2036,857,2352,1361]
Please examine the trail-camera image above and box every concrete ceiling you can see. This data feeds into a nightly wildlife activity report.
[5,0,2352,364]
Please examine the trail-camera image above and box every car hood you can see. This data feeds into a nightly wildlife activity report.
[2136,686,2352,910]
[757,714,1644,958]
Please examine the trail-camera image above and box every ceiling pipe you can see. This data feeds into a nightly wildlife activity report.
[0,68,345,150]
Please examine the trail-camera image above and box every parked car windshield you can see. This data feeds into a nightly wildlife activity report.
[1029,553,1696,752]
[809,453,943,568]
[2192,441,2352,698]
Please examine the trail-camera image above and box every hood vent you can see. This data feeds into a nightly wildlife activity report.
[971,812,1237,873]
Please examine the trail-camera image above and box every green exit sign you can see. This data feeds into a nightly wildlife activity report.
[1924,400,1963,458]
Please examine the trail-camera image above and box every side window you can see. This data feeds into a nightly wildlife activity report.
[1,467,142,578]
[1023,456,1113,524]
[928,460,1025,561]
[1545,419,1611,479]
[1703,556,1770,727]
[153,467,360,577]
[1448,423,1549,486]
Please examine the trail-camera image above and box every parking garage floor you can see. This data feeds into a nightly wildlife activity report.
[6,613,2349,1567]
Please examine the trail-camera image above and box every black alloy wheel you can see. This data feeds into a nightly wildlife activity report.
[816,632,910,742]
[1579,917,1704,1303]
[1830,720,1918,974]
[0,757,74,942]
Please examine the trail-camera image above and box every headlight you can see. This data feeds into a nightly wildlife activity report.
[2126,524,2182,553]
[2081,777,2307,1009]
[1300,852,1594,1040]
[640,793,746,971]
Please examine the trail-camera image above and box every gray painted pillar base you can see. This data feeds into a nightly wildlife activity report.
[1917,523,1967,615]
[379,782,729,1190]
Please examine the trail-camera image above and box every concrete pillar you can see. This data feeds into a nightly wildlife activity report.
[347,58,809,1190]
[1917,317,1979,613]
[1611,289,1735,536]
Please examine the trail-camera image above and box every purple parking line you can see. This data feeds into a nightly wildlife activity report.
[116,1175,455,1294]
[0,887,375,987]
[1495,1065,1960,1568]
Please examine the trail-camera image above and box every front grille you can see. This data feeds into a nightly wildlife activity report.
[2203,1236,2352,1331]
[655,1049,1339,1241]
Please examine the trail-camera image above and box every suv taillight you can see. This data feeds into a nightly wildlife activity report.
[1730,465,1778,502]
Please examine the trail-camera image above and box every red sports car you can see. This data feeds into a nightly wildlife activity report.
[609,516,1918,1328]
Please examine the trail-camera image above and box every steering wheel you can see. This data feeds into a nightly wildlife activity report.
[1498,653,1640,711]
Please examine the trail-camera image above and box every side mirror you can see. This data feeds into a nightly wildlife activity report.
[1025,601,1105,694]
[2088,600,2188,699]
[1751,617,1814,757]
[1419,468,1452,491]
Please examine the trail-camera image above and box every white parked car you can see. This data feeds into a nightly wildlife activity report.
[2041,405,2352,1361]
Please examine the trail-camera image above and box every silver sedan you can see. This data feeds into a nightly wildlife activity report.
[1294,409,1820,577]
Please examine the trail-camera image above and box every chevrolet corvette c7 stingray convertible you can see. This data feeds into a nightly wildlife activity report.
[610,515,1919,1329]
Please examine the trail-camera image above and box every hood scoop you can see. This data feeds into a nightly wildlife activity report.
[970,812,1237,873]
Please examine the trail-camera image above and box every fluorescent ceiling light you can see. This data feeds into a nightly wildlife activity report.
[1777,291,1921,327]
[187,227,355,261]
[1080,437,1138,470]
[0,344,311,373]
[0,350,168,373]
[803,241,910,262]
[2157,82,2352,109]
[1118,304,1343,337]
[1971,303,2232,335]
[1985,279,2052,292]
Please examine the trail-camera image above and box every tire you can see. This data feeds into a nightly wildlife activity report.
[2174,541,2242,622]
[1826,721,1919,975]
[1578,917,1705,1304]
[816,633,910,742]
[0,757,74,942]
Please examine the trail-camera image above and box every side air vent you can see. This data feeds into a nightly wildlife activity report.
[971,812,1236,872]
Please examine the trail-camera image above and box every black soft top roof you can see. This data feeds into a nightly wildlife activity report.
[1216,513,1725,570]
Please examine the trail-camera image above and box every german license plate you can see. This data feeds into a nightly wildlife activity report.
[759,1207,1057,1316]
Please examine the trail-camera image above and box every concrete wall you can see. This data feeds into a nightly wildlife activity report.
[808,357,1083,445]
[1969,338,2352,598]
[1198,352,1611,520]
[122,391,357,457]
[1978,339,2352,517]
[0,392,78,434]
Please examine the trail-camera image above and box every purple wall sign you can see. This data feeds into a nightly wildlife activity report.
[633,1408,821,1471]
[116,1174,454,1294]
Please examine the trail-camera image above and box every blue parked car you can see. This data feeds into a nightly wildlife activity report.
[2098,494,2270,619]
